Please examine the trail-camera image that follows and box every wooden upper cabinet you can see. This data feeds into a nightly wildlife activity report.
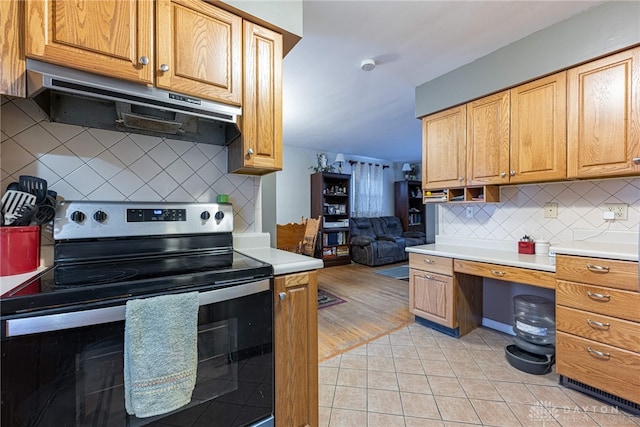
[567,47,640,178]
[156,0,242,105]
[466,91,510,185]
[422,105,467,190]
[228,22,283,174]
[510,71,567,183]
[25,0,153,84]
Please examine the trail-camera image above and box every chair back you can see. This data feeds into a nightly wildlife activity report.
[301,217,321,257]
[276,220,306,253]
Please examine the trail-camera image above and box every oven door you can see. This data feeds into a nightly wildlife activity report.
[1,280,273,427]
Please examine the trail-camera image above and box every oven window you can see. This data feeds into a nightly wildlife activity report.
[1,289,273,427]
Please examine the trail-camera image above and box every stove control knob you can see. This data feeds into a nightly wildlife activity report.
[70,210,86,223]
[93,210,108,223]
[200,211,211,221]
[214,211,224,221]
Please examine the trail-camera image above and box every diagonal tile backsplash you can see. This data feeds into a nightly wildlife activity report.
[1,96,259,236]
[438,178,640,245]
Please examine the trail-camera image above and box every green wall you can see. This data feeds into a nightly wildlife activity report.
[415,1,640,118]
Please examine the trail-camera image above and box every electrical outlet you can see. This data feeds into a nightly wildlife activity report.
[604,203,628,220]
[466,206,474,219]
[544,202,558,219]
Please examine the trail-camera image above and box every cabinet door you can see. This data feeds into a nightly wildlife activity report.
[510,72,567,183]
[466,91,510,185]
[409,269,455,328]
[274,271,319,427]
[422,105,467,190]
[156,0,241,104]
[567,47,640,178]
[25,0,153,84]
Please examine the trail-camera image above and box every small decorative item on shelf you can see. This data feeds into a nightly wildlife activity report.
[310,153,335,173]
[518,235,535,254]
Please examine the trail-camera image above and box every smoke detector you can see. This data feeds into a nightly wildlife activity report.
[360,59,376,71]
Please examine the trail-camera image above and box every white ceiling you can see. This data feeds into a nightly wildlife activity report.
[282,0,604,164]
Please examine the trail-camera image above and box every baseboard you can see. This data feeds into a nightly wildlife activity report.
[481,318,515,336]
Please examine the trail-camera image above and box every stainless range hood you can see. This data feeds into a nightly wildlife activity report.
[26,59,241,145]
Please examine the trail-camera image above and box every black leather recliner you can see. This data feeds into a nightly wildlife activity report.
[349,216,426,266]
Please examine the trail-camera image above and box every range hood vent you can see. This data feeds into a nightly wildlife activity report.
[26,59,240,145]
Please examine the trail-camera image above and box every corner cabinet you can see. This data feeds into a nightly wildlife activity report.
[394,180,425,233]
[274,271,319,427]
[311,172,351,267]
[567,47,640,178]
[228,22,283,175]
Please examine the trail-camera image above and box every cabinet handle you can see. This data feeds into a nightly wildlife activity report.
[633,157,640,165]
[490,269,505,277]
[160,64,170,72]
[587,347,610,360]
[458,176,463,181]
[423,258,434,264]
[586,264,610,273]
[278,292,286,300]
[586,319,610,329]
[587,291,610,301]
[423,274,434,280]
[500,172,506,178]
[510,170,516,176]
[139,56,149,65]
[247,148,254,156]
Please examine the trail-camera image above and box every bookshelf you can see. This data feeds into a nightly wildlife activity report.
[394,180,425,233]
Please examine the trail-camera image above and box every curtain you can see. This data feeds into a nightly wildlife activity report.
[353,162,384,217]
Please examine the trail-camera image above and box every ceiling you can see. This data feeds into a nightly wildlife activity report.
[281,0,604,164]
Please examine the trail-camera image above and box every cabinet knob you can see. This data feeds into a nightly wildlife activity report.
[139,56,149,65]
[632,157,640,165]
[278,292,287,300]
[160,64,170,72]
[510,170,516,176]
[458,176,463,181]
[500,172,506,178]
[247,148,254,156]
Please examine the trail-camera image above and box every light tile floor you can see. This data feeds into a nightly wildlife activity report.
[318,322,640,427]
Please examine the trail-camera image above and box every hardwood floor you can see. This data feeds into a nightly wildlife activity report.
[317,262,414,361]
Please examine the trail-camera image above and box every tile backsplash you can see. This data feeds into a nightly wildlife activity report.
[438,178,640,245]
[1,96,259,235]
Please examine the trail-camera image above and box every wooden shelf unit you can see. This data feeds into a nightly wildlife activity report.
[311,172,352,267]
[423,185,500,204]
[394,180,426,233]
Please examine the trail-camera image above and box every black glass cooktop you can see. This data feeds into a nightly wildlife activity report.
[1,251,272,317]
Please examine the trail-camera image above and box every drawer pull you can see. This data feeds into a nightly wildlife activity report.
[587,347,611,360]
[587,291,611,301]
[423,274,434,280]
[490,269,506,277]
[586,264,610,273]
[423,258,435,264]
[587,319,610,329]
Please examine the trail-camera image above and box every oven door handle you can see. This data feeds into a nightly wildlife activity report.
[5,279,270,337]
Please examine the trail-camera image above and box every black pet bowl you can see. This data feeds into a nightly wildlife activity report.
[505,344,554,375]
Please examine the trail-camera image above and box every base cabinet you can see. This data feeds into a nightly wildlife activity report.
[274,271,318,427]
[555,255,640,406]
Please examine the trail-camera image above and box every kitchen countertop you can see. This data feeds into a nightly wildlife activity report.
[233,233,324,275]
[0,245,53,296]
[406,237,556,272]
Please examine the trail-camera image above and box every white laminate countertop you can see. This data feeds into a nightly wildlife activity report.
[233,233,324,275]
[406,239,556,272]
[0,245,53,296]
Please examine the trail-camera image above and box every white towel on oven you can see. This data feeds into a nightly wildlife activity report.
[124,292,199,418]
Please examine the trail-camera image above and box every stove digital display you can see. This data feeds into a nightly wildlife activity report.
[127,208,187,222]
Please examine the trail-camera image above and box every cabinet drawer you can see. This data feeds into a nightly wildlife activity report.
[409,253,453,276]
[557,331,640,405]
[454,260,555,289]
[556,306,640,353]
[556,255,639,291]
[557,280,640,322]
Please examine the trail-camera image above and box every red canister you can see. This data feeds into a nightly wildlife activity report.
[0,226,41,276]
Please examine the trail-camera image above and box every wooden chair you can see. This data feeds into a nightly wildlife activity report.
[300,217,321,257]
[276,218,307,253]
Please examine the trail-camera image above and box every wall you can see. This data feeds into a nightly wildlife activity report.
[415,1,640,117]
[0,96,260,239]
